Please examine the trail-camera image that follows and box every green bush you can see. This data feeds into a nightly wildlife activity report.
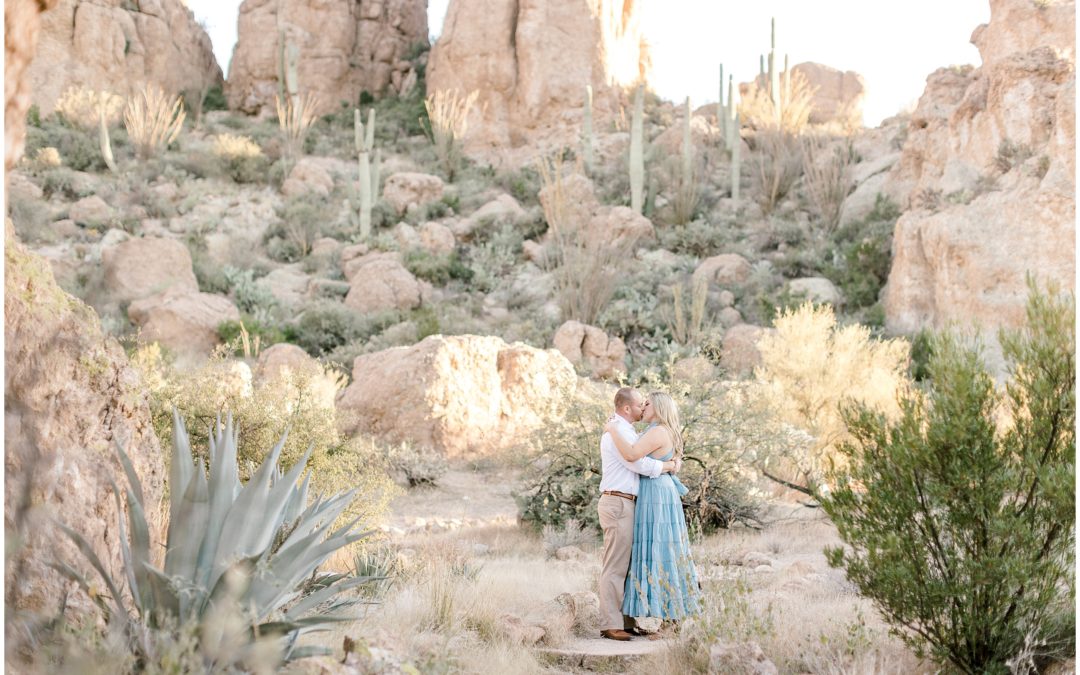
[40,167,95,199]
[820,281,1075,674]
[24,121,106,172]
[385,441,449,487]
[217,317,286,355]
[658,218,731,257]
[202,84,228,112]
[825,194,900,309]
[289,300,397,356]
[404,249,473,286]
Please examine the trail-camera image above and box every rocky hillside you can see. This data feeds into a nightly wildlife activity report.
[880,0,1075,370]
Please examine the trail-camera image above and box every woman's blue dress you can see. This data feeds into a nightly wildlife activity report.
[622,438,702,619]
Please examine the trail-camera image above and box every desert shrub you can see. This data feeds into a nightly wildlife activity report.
[123,84,185,159]
[658,218,731,257]
[185,235,230,294]
[266,194,335,262]
[422,89,479,182]
[53,86,124,131]
[754,302,911,492]
[495,166,542,207]
[800,133,856,231]
[24,122,104,172]
[222,265,278,322]
[404,249,473,286]
[541,518,595,557]
[738,70,816,134]
[8,191,52,242]
[130,343,399,532]
[821,281,1075,674]
[462,222,523,293]
[217,317,286,355]
[751,127,802,214]
[211,133,269,183]
[202,84,227,111]
[289,300,398,356]
[993,138,1035,174]
[384,441,449,487]
[825,194,900,309]
[43,411,378,673]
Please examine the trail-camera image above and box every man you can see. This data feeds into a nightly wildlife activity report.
[597,387,680,641]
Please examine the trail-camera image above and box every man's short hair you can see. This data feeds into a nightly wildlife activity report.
[614,387,638,410]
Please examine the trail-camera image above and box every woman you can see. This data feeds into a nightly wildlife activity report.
[603,391,701,622]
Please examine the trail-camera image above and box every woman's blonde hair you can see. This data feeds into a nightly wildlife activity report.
[648,391,684,459]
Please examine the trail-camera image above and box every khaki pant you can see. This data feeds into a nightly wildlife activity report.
[597,493,637,631]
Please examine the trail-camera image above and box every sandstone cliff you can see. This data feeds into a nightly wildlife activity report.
[226,0,428,115]
[26,0,222,115]
[881,0,1075,371]
[427,0,651,167]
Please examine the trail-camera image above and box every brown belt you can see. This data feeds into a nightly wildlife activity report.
[602,490,637,502]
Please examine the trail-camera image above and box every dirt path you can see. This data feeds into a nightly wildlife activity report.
[380,465,522,537]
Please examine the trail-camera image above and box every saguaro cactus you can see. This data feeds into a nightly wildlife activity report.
[717,64,727,144]
[726,75,737,152]
[355,108,377,238]
[99,105,117,173]
[731,112,741,202]
[582,85,594,175]
[278,32,300,110]
[629,84,645,214]
[769,17,781,120]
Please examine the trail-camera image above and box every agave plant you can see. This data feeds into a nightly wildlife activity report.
[52,410,374,669]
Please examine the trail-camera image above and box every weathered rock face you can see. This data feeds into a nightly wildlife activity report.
[128,287,241,356]
[791,62,866,128]
[882,0,1075,372]
[102,236,199,303]
[553,320,626,379]
[6,0,61,174]
[5,226,166,614]
[427,0,651,167]
[26,0,222,115]
[337,335,577,458]
[226,0,428,115]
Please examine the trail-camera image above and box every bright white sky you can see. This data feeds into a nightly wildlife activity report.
[191,0,989,127]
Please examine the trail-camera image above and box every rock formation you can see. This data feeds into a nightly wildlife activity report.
[26,0,222,115]
[791,62,866,128]
[427,0,651,167]
[6,225,166,614]
[881,0,1075,371]
[6,0,61,174]
[226,0,428,115]
[336,335,577,458]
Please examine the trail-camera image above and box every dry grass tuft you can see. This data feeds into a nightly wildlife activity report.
[800,133,856,231]
[55,86,124,130]
[123,84,186,159]
[423,88,480,182]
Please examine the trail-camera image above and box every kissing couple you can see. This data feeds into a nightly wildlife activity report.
[597,387,702,641]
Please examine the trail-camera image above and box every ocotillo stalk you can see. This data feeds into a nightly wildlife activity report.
[681,96,693,193]
[355,108,375,238]
[629,84,644,214]
[99,105,117,173]
[731,112,741,202]
[582,85,594,175]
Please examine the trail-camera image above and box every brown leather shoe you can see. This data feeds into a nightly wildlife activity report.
[600,629,633,641]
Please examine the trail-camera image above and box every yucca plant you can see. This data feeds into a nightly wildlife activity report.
[52,410,375,670]
[123,84,186,159]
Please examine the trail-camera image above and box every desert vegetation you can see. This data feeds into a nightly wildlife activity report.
[6,4,1075,673]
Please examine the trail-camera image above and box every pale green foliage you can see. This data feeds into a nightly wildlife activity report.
[754,302,910,490]
[422,89,479,182]
[54,412,373,669]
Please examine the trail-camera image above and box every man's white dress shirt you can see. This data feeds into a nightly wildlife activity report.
[599,415,663,495]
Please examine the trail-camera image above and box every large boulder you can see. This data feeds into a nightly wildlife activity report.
[226,0,428,115]
[102,236,198,303]
[128,287,241,355]
[882,0,1075,374]
[26,0,221,115]
[553,320,626,379]
[343,256,424,313]
[382,172,445,215]
[693,253,754,287]
[721,324,768,377]
[5,227,165,615]
[791,62,867,128]
[427,0,650,167]
[337,335,577,458]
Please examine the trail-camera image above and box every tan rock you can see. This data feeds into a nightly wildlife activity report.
[102,236,198,303]
[709,642,778,675]
[427,0,651,168]
[721,324,767,376]
[538,173,598,232]
[457,194,526,238]
[128,288,240,355]
[254,343,339,409]
[693,253,753,287]
[310,236,340,258]
[260,265,310,307]
[522,239,549,265]
[495,614,546,647]
[553,320,626,379]
[5,228,165,615]
[68,195,113,226]
[8,172,43,201]
[718,306,743,328]
[281,158,334,198]
[586,206,655,247]
[343,258,423,313]
[789,277,842,306]
[791,62,866,128]
[341,249,399,282]
[382,172,445,215]
[226,0,427,115]
[7,0,61,172]
[418,221,456,255]
[254,343,318,381]
[337,335,576,458]
[26,0,221,116]
[392,222,421,250]
[883,0,1075,374]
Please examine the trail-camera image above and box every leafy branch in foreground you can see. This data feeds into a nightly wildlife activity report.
[820,280,1075,674]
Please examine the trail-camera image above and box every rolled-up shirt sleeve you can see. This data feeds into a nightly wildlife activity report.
[616,426,663,478]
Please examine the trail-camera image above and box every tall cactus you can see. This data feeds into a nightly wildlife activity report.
[717,64,727,145]
[769,17,781,121]
[681,96,693,191]
[582,85,594,175]
[726,75,737,152]
[629,84,645,214]
[731,112,741,202]
[355,108,377,238]
[278,32,300,110]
